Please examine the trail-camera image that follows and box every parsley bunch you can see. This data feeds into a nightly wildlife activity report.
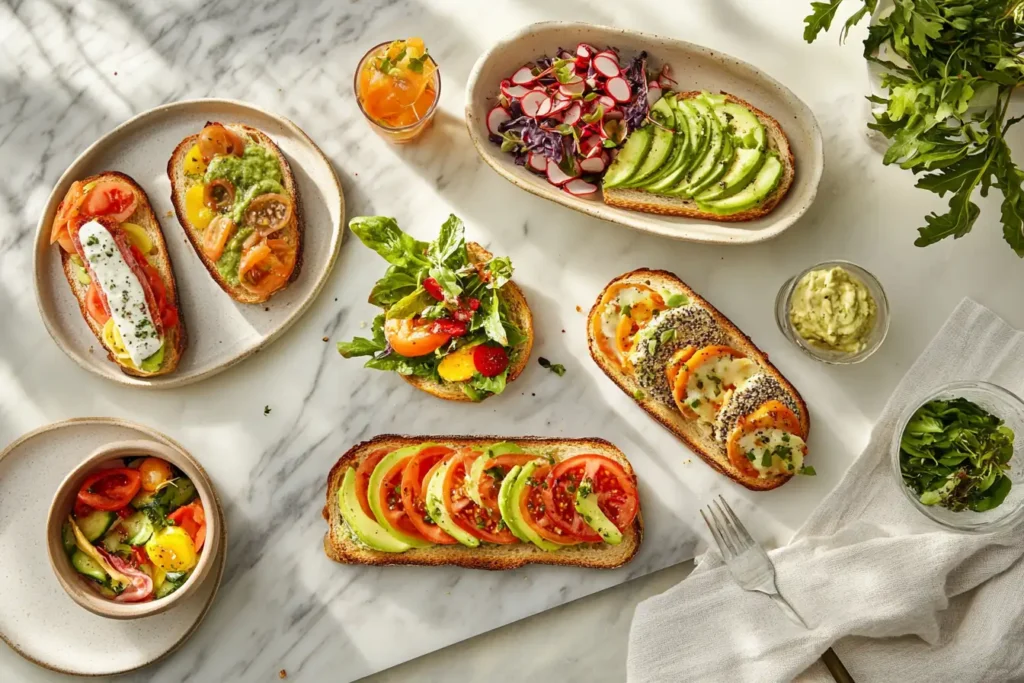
[805,0,1024,254]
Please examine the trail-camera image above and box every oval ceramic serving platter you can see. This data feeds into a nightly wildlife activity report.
[465,22,824,244]
[0,418,226,676]
[34,99,345,388]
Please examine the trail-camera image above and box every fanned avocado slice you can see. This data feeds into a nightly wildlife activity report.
[368,446,434,548]
[425,457,480,547]
[697,155,783,215]
[670,96,725,197]
[603,127,652,189]
[621,97,677,188]
[338,468,412,553]
[645,99,705,193]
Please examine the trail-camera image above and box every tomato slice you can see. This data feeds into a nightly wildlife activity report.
[443,451,518,544]
[81,179,138,223]
[167,500,207,552]
[354,449,389,518]
[543,455,639,542]
[384,318,451,357]
[376,456,430,543]
[85,281,110,325]
[130,244,178,330]
[726,400,806,479]
[245,193,294,237]
[476,453,540,513]
[400,446,458,544]
[198,123,246,162]
[203,215,236,261]
[77,468,142,511]
[203,178,236,211]
[518,464,581,545]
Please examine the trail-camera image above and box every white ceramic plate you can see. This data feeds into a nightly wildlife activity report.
[466,22,823,244]
[0,418,227,677]
[34,99,345,387]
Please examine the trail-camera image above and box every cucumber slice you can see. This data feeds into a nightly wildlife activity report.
[121,511,155,545]
[61,522,77,557]
[165,478,197,512]
[155,573,189,599]
[100,532,132,557]
[71,550,108,583]
[77,510,115,542]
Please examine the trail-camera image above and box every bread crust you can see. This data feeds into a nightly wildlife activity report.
[397,241,534,401]
[323,434,642,570]
[587,268,808,491]
[167,122,304,304]
[602,91,795,222]
[55,171,187,377]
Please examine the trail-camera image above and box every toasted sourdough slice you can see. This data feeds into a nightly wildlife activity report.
[323,435,642,570]
[57,172,187,378]
[587,269,808,491]
[167,122,304,304]
[400,242,534,402]
[602,92,795,222]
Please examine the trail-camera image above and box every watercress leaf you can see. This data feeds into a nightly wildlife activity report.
[385,287,434,320]
[840,1,875,42]
[430,214,466,267]
[469,368,508,397]
[969,475,1012,512]
[368,267,419,307]
[364,353,435,377]
[350,216,430,270]
[482,290,508,346]
[487,256,514,290]
[428,265,462,301]
[337,336,385,358]
[915,188,982,246]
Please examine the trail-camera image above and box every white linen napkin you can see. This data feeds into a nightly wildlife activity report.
[627,299,1024,683]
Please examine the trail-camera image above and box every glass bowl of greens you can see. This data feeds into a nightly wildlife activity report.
[892,381,1024,533]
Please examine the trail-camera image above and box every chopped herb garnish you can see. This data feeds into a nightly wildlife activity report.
[538,357,566,376]
[263,405,271,416]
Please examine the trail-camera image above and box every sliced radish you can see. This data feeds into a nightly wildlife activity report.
[511,66,536,85]
[559,50,574,61]
[598,95,616,110]
[580,134,602,158]
[593,54,620,77]
[487,106,511,135]
[559,81,585,97]
[595,49,619,64]
[561,73,583,86]
[576,44,592,60]
[501,82,532,99]
[580,156,606,173]
[527,152,547,173]
[563,102,582,126]
[657,63,677,89]
[586,76,599,90]
[605,76,632,103]
[520,90,547,117]
[564,178,598,196]
[647,82,663,107]
[546,158,580,186]
[549,98,571,115]
[535,96,553,118]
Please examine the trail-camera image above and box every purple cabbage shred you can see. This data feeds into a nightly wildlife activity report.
[622,51,649,132]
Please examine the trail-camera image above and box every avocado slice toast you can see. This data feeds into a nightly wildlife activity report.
[602,91,794,222]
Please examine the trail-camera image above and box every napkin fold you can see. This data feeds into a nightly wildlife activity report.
[627,299,1024,683]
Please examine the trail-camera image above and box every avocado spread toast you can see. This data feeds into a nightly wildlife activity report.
[337,215,533,402]
[323,435,642,569]
[602,91,794,221]
[49,172,186,377]
[588,269,811,491]
[168,122,303,304]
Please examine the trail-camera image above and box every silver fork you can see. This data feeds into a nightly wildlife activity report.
[701,496,854,683]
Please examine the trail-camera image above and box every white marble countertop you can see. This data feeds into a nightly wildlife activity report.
[4,1,1024,681]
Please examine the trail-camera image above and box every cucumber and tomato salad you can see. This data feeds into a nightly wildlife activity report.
[62,455,206,602]
[338,441,640,553]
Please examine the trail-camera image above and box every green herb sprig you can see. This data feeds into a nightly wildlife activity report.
[805,0,1024,255]
[899,397,1015,512]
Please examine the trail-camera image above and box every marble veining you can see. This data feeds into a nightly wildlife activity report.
[5,1,1024,682]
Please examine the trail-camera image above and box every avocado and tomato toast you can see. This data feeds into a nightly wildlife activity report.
[323,435,642,569]
[168,122,303,304]
[337,214,533,402]
[588,269,810,491]
[602,91,794,220]
[49,172,186,377]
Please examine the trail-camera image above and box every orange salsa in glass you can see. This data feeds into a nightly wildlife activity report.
[355,38,440,142]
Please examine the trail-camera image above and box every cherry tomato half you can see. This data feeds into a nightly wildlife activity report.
[400,446,458,545]
[384,317,451,357]
[77,468,142,511]
[543,455,639,542]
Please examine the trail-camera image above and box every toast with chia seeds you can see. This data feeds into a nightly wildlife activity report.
[587,268,809,491]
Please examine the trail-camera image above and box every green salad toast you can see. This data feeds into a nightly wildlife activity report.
[337,215,533,401]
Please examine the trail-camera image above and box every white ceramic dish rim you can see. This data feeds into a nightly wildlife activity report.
[465,21,825,245]
[33,98,345,389]
[0,417,228,676]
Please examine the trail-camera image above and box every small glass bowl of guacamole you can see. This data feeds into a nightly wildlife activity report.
[775,260,889,364]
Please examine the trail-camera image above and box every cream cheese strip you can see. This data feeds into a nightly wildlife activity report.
[78,220,162,367]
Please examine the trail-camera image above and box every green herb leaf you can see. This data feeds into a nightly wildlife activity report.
[803,0,845,43]
[481,290,508,346]
[385,287,434,320]
[538,357,566,376]
[666,293,688,308]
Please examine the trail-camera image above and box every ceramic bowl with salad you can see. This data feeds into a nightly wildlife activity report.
[46,439,221,619]
[892,381,1024,533]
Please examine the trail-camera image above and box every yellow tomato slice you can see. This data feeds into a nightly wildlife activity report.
[185,184,214,231]
[145,526,198,573]
[183,144,208,175]
[438,345,477,382]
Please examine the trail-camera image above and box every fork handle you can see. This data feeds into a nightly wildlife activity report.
[820,647,854,683]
